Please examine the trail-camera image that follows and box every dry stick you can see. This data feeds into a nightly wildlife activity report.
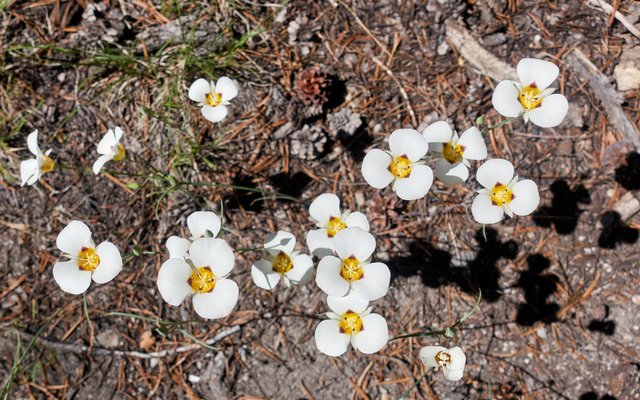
[587,0,640,39]
[371,56,418,127]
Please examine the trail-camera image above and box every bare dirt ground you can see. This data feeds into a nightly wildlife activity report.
[1,1,640,399]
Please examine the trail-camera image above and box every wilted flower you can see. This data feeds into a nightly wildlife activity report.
[471,159,540,224]
[420,345,466,381]
[314,293,388,357]
[423,121,487,185]
[52,220,122,295]
[306,193,370,257]
[93,127,125,174]
[20,130,54,186]
[166,211,222,259]
[492,58,568,128]
[251,231,314,290]
[315,227,390,301]
[188,77,238,123]
[361,129,433,200]
[157,238,238,320]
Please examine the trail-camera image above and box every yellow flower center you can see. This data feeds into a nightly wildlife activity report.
[188,267,216,293]
[518,84,542,110]
[205,92,222,107]
[40,155,55,174]
[271,252,293,274]
[326,216,347,238]
[340,256,363,281]
[78,247,100,271]
[388,155,412,178]
[435,351,451,367]
[339,311,363,335]
[443,142,464,164]
[490,183,514,206]
[113,144,125,161]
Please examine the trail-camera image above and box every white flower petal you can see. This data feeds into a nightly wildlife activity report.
[306,228,335,257]
[333,227,376,262]
[492,80,524,118]
[362,149,394,189]
[422,121,453,143]
[327,291,369,314]
[92,241,122,284]
[392,164,433,200]
[251,259,281,290]
[443,366,464,381]
[349,262,390,301]
[264,231,296,256]
[188,78,211,102]
[113,127,123,142]
[188,238,234,276]
[314,320,350,357]
[192,278,238,319]
[434,159,468,186]
[214,76,238,102]
[157,258,193,306]
[419,346,448,368]
[166,236,190,259]
[187,211,221,239]
[517,58,559,90]
[471,193,505,224]
[96,129,118,155]
[20,158,40,186]
[56,220,94,256]
[345,211,370,231]
[509,179,540,216]
[354,314,388,354]
[447,347,466,374]
[287,254,314,284]
[309,193,342,224]
[26,129,41,156]
[53,260,93,295]
[201,105,228,123]
[92,154,114,174]
[389,129,429,161]
[476,159,514,189]
[528,94,569,128]
[457,127,487,160]
[315,256,350,297]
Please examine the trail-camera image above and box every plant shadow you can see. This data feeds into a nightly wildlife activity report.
[514,254,560,326]
[598,211,639,248]
[532,180,591,235]
[614,151,640,190]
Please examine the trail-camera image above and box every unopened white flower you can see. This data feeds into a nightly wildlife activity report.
[306,193,370,257]
[492,58,568,128]
[20,130,54,186]
[251,231,314,290]
[52,221,122,295]
[315,227,390,301]
[188,77,238,123]
[361,129,433,200]
[315,293,388,357]
[420,346,466,381]
[471,159,540,224]
[166,211,222,259]
[93,127,125,174]
[423,121,487,185]
[157,237,238,320]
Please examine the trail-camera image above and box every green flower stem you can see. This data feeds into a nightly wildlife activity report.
[480,116,517,135]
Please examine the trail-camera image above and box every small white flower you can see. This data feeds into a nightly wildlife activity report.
[315,227,390,301]
[419,345,466,381]
[471,159,540,224]
[157,237,238,320]
[306,193,370,257]
[251,231,314,290]
[423,121,487,185]
[361,129,433,200]
[188,77,238,123]
[20,130,54,186]
[52,220,123,295]
[165,211,222,259]
[93,127,125,174]
[492,58,568,128]
[314,292,388,357]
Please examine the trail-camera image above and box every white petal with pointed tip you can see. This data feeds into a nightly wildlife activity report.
[345,211,370,231]
[476,159,514,189]
[188,238,235,276]
[287,254,314,284]
[422,121,453,143]
[157,258,193,306]
[350,262,390,301]
[447,347,466,374]
[528,94,569,128]
[315,320,350,357]
[97,129,118,155]
[492,80,524,118]
[315,256,350,297]
[92,154,114,174]
[251,259,281,290]
[362,149,394,189]
[20,158,39,186]
[509,179,540,216]
[26,130,40,156]
[327,291,369,314]
[309,193,341,224]
[354,313,388,354]
[471,193,505,224]
[56,221,94,256]
[517,58,559,90]
[333,227,376,262]
[215,77,238,102]
[188,78,211,102]
[306,228,335,257]
[392,164,433,200]
[457,127,487,160]
[419,346,448,368]
[434,159,468,186]
[201,105,228,123]
[187,211,221,239]
[53,260,93,295]
[92,241,122,284]
[192,278,238,319]
[389,129,429,161]
[264,231,296,256]
[166,236,190,259]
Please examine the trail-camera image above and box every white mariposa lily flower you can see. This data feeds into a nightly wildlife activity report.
[420,345,466,381]
[315,227,390,301]
[188,77,238,123]
[361,129,433,200]
[423,121,487,185]
[157,237,238,320]
[471,159,540,224]
[20,130,54,186]
[314,292,388,357]
[165,211,222,259]
[492,58,568,128]
[251,231,314,290]
[93,127,125,174]
[306,193,370,257]
[52,220,123,295]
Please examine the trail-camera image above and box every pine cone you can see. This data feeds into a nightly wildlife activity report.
[294,67,330,107]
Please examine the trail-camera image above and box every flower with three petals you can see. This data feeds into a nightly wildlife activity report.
[251,231,314,290]
[420,345,466,381]
[20,130,54,186]
[188,77,238,123]
[93,127,126,174]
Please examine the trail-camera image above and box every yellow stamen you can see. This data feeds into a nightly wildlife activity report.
[435,351,451,367]
[518,84,542,110]
[389,155,412,178]
[113,144,125,161]
[78,247,100,271]
[340,256,363,281]
[205,92,222,107]
[272,252,293,274]
[339,311,363,334]
[490,183,514,206]
[188,267,216,293]
[40,155,55,174]
[443,142,464,164]
[326,216,347,238]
